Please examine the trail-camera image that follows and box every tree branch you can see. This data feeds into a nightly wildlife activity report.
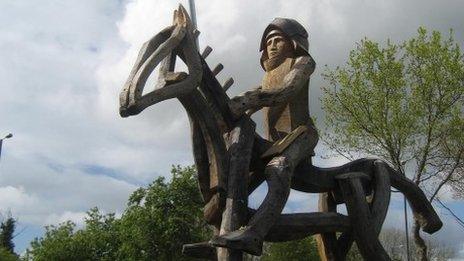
[435,198,464,230]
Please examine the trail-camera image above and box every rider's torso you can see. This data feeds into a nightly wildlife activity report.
[262,57,310,142]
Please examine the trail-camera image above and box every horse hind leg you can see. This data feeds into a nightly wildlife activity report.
[337,172,391,261]
[375,160,443,234]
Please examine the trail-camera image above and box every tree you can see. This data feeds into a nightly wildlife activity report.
[116,165,211,260]
[27,221,96,261]
[260,236,320,261]
[379,228,455,260]
[0,247,18,261]
[322,27,464,260]
[25,165,212,261]
[0,215,16,255]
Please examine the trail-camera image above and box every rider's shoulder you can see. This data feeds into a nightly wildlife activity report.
[293,55,315,70]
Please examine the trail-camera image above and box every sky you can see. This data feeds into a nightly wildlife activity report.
[0,0,463,257]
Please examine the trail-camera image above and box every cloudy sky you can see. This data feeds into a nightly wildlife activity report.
[0,0,463,256]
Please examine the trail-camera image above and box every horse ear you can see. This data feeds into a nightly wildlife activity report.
[172,9,178,24]
[176,4,192,29]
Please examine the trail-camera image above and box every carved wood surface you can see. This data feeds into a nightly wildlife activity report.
[217,118,255,260]
[119,5,443,260]
[265,212,350,242]
[316,192,342,261]
[337,173,390,260]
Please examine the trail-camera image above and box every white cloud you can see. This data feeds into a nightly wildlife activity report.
[44,211,87,227]
[0,186,39,212]
[1,0,463,255]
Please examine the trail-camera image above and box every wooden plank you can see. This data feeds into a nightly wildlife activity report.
[128,24,187,106]
[204,194,223,226]
[336,173,390,261]
[168,47,228,196]
[295,158,442,234]
[316,192,342,261]
[202,45,213,59]
[260,126,308,159]
[199,57,235,127]
[265,212,350,242]
[156,49,214,204]
[120,25,175,109]
[217,118,255,261]
[291,162,337,193]
[212,63,224,76]
[371,160,391,235]
[182,242,217,260]
[179,93,229,198]
[387,163,443,234]
[189,114,213,203]
[121,7,203,116]
[223,77,234,91]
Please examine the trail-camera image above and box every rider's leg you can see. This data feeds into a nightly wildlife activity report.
[211,125,318,255]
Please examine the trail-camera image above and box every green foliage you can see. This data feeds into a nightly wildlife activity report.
[117,165,210,260]
[322,27,464,189]
[28,221,92,261]
[261,236,319,261]
[0,217,16,254]
[0,247,19,261]
[323,37,413,162]
[345,243,363,261]
[25,166,212,261]
[322,26,463,258]
[26,210,121,261]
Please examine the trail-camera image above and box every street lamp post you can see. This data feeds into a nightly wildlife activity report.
[187,0,199,49]
[0,133,13,161]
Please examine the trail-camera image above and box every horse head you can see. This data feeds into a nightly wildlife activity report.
[119,4,202,117]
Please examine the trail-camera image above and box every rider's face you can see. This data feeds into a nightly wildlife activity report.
[266,33,292,59]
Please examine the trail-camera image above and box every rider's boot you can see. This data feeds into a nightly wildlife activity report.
[210,156,292,256]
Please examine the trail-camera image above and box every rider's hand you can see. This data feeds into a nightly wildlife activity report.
[228,86,263,119]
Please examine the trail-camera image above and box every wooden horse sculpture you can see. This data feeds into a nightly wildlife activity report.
[119,5,442,261]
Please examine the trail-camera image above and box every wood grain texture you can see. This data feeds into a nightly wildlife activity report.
[217,118,255,261]
[182,242,217,260]
[265,212,350,242]
[371,161,391,235]
[223,77,234,91]
[316,192,342,261]
[337,173,390,261]
[228,56,315,118]
[202,45,213,59]
[118,7,443,260]
[295,158,442,234]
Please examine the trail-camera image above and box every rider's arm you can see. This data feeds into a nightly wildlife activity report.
[228,55,315,118]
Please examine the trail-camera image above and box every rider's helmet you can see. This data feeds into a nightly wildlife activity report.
[259,18,312,69]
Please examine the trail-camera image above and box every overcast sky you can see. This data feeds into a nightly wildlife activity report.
[0,0,463,256]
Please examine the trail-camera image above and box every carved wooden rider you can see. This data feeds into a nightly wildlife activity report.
[211,18,319,255]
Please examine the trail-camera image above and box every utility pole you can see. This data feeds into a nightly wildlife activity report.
[404,197,411,261]
[187,0,199,49]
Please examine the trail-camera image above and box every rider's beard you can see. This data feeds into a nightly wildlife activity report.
[263,56,286,71]
[262,51,293,71]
